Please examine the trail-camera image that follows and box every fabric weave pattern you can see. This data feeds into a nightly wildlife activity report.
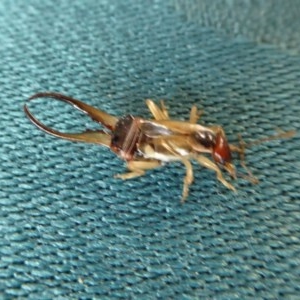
[0,0,299,298]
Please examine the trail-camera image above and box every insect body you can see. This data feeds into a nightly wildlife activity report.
[24,93,294,202]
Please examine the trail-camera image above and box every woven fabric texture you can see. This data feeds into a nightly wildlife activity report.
[1,0,300,298]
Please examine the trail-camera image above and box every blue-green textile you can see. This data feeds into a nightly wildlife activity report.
[1,0,300,298]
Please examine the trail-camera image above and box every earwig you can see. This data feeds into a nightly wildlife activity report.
[24,93,295,202]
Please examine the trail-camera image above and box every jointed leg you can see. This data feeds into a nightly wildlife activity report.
[146,99,203,124]
[115,160,161,180]
[146,99,169,120]
[181,158,194,202]
[196,155,236,191]
[189,105,203,124]
[159,100,169,119]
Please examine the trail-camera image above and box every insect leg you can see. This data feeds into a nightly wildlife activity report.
[159,100,170,119]
[196,155,236,191]
[145,99,169,120]
[180,158,194,203]
[189,106,203,124]
[114,160,161,180]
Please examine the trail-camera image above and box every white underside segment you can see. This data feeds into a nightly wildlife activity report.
[142,144,191,162]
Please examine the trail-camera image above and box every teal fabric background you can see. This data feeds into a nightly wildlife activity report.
[1,0,300,298]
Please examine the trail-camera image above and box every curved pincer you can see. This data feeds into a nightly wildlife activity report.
[28,92,118,130]
[24,92,117,147]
